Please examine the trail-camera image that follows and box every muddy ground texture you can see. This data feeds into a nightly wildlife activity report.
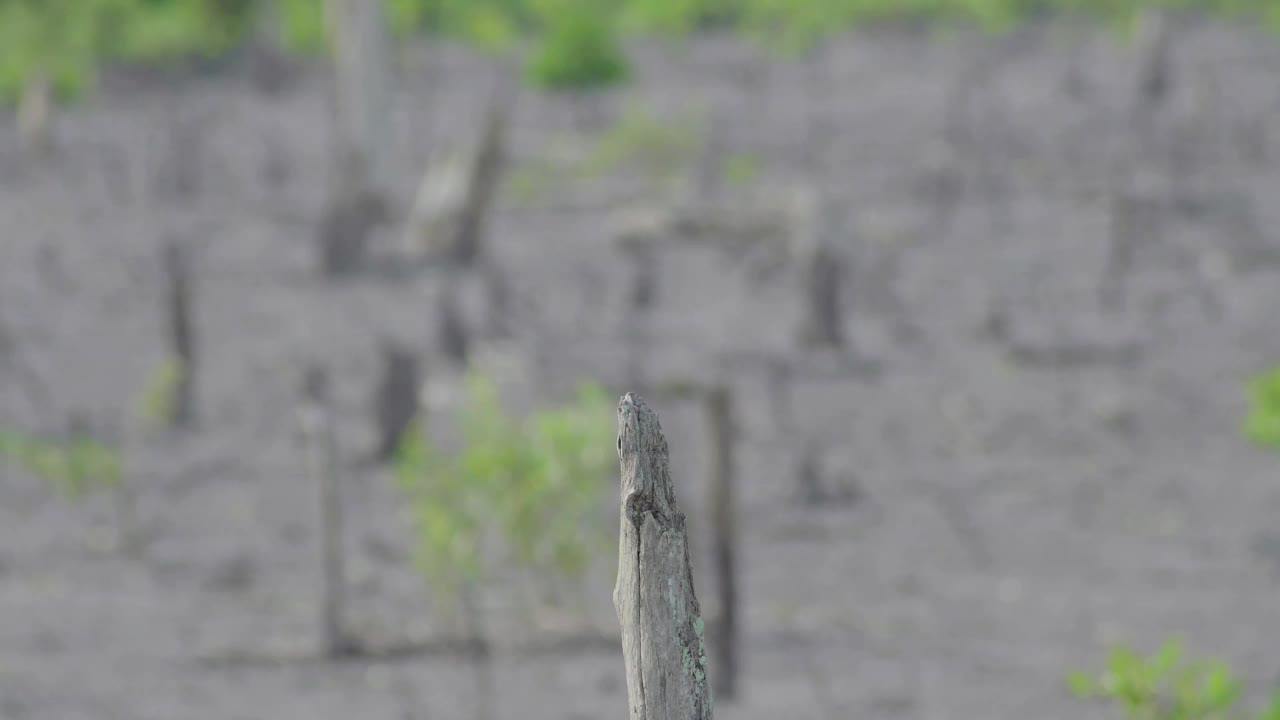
[5,18,1280,720]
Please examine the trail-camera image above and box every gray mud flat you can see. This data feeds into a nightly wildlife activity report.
[4,20,1280,720]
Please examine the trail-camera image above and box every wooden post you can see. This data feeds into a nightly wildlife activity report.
[437,282,469,369]
[798,238,845,349]
[298,365,354,657]
[614,393,714,719]
[704,387,738,702]
[163,239,196,428]
[372,340,420,464]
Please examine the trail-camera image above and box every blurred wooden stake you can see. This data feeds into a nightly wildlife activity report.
[298,365,356,658]
[704,386,738,702]
[372,341,420,464]
[163,239,197,428]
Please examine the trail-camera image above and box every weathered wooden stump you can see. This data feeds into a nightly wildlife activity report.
[614,393,714,719]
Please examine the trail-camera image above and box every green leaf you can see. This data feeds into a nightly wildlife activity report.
[1067,670,1097,698]
[1244,364,1280,449]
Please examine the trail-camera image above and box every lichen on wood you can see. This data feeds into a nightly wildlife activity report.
[613,393,713,719]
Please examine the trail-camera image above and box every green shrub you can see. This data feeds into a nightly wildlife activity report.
[394,371,616,611]
[526,0,628,92]
[1069,638,1280,720]
[502,105,703,204]
[1243,364,1280,449]
[106,0,254,62]
[723,151,762,186]
[0,427,123,499]
[0,0,104,104]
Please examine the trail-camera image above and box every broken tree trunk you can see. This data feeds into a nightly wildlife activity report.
[704,387,738,702]
[455,94,509,268]
[614,393,714,720]
[163,239,196,428]
[404,92,510,267]
[298,365,355,658]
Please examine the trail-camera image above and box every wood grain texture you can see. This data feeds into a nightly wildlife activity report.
[614,393,713,720]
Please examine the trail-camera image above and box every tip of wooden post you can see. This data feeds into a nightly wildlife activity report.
[618,391,644,405]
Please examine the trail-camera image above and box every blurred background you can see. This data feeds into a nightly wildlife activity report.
[4,0,1280,718]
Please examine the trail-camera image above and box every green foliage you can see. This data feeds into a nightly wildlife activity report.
[105,0,254,62]
[504,104,703,204]
[620,0,740,37]
[5,0,1280,105]
[138,356,185,429]
[1243,364,1280,449]
[723,151,761,186]
[0,0,106,103]
[526,0,629,92]
[580,104,703,178]
[394,372,616,610]
[0,427,123,499]
[1069,638,1280,720]
[276,0,326,53]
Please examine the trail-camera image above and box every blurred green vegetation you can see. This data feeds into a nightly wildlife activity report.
[3,0,1279,106]
[393,372,616,615]
[0,426,123,499]
[1243,364,1280,449]
[504,103,705,204]
[1069,638,1280,720]
[137,356,186,429]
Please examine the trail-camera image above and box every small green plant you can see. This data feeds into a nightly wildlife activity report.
[580,104,704,180]
[722,151,762,186]
[503,106,703,203]
[1243,364,1280,449]
[1069,638,1280,720]
[394,371,616,616]
[0,427,122,499]
[138,356,185,429]
[526,0,628,92]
